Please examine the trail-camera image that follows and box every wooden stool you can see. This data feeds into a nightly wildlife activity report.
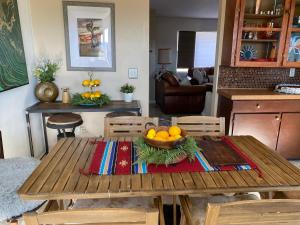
[106,111,136,118]
[46,113,83,140]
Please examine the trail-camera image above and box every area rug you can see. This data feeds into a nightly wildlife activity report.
[0,158,43,223]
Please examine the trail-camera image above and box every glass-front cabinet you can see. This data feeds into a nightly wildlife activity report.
[283,0,300,66]
[235,0,291,67]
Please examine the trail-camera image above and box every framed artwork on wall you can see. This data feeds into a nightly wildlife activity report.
[0,0,29,92]
[63,1,116,71]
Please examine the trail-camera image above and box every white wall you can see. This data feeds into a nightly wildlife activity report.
[149,15,218,102]
[29,0,150,150]
[0,0,150,157]
[0,0,44,158]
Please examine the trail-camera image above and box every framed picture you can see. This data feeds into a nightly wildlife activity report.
[63,1,116,71]
[0,0,29,92]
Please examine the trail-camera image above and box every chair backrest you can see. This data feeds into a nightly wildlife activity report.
[104,116,159,138]
[204,199,300,225]
[24,208,159,225]
[172,116,225,137]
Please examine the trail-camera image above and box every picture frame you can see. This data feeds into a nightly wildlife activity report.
[0,0,29,92]
[63,1,116,71]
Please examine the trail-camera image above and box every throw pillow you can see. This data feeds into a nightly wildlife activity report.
[193,69,205,84]
[179,76,191,86]
[162,73,180,87]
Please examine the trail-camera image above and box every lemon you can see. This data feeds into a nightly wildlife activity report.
[169,126,181,137]
[146,133,155,139]
[94,91,101,98]
[156,130,169,139]
[82,92,91,98]
[153,136,166,142]
[167,136,177,141]
[89,81,95,87]
[94,79,101,86]
[82,80,90,87]
[90,94,95,99]
[174,135,182,140]
[147,128,156,137]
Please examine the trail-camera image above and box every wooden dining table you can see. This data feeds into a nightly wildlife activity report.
[18,136,300,201]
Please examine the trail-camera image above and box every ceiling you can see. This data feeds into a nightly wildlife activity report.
[150,0,219,19]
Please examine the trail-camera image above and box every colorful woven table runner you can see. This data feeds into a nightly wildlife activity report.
[84,137,259,176]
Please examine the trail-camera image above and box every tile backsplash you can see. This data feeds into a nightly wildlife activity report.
[218,66,300,89]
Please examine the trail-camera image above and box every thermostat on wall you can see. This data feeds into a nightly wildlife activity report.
[128,68,138,79]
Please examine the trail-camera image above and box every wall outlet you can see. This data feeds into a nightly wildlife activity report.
[128,68,138,79]
[80,126,88,134]
[290,68,296,78]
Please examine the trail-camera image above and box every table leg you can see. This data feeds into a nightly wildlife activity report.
[42,113,49,154]
[173,196,177,225]
[26,112,34,157]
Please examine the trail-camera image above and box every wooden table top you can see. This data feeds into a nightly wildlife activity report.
[26,100,141,113]
[218,89,300,101]
[18,136,300,201]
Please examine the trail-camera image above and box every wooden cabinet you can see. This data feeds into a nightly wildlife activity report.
[223,0,300,67]
[232,113,281,150]
[218,95,300,159]
[277,113,300,158]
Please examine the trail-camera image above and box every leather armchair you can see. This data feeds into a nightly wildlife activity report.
[155,73,208,114]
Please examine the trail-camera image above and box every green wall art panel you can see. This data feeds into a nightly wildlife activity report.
[0,0,28,92]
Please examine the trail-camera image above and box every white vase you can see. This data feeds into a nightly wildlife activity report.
[124,93,133,102]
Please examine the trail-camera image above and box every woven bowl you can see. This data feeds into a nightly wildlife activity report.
[143,126,187,150]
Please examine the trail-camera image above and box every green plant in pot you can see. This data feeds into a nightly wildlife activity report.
[120,83,135,103]
[34,58,60,102]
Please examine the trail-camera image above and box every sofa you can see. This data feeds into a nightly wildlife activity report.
[155,72,210,114]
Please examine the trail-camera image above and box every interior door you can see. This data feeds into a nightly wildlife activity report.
[277,113,300,159]
[232,113,281,150]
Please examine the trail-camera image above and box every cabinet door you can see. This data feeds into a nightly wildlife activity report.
[283,0,300,67]
[232,113,281,150]
[235,0,291,67]
[277,113,300,159]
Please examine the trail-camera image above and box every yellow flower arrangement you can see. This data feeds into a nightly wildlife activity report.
[72,72,110,106]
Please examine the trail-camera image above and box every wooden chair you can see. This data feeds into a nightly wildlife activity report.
[180,196,300,225]
[104,116,159,138]
[172,116,225,137]
[24,207,159,225]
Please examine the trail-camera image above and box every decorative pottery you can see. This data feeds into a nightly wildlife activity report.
[143,126,188,150]
[62,88,71,104]
[124,93,133,103]
[240,45,257,60]
[35,82,59,102]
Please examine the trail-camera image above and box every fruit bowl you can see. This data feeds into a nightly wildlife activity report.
[143,126,187,150]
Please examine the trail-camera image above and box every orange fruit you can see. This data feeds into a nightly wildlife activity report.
[156,130,169,139]
[154,136,166,142]
[167,136,177,141]
[169,126,181,136]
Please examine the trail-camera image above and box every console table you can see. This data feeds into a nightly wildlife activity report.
[25,101,142,157]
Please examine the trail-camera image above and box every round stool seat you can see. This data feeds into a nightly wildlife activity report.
[47,113,83,129]
[106,111,136,118]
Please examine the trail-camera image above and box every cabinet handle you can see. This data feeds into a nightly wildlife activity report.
[275,116,280,121]
[256,104,261,109]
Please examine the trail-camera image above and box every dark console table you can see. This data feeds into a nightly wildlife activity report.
[26,101,142,157]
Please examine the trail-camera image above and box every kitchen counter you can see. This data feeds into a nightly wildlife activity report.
[218,89,300,100]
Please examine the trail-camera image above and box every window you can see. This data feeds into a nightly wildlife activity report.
[194,32,217,67]
[177,31,217,69]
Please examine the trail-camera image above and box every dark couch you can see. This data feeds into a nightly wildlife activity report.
[155,73,209,114]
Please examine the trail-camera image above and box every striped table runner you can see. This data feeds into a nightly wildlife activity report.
[85,137,259,176]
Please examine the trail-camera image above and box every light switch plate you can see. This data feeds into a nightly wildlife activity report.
[128,68,138,79]
[290,68,296,78]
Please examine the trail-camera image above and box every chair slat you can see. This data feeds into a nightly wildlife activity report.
[172,116,225,137]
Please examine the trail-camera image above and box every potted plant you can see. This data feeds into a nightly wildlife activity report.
[34,58,60,102]
[120,83,135,103]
